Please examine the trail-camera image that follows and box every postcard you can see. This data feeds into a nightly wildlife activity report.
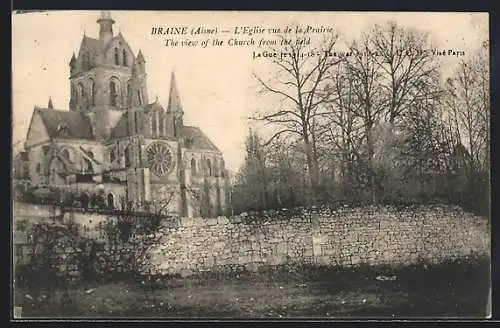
[11,10,490,319]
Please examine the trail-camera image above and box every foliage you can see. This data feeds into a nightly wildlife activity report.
[15,191,177,288]
[15,217,100,288]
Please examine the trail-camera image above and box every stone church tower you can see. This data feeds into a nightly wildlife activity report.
[17,11,230,218]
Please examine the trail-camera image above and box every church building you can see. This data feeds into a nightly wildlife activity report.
[15,11,230,218]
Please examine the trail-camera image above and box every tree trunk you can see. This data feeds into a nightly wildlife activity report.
[340,151,347,199]
[289,184,295,207]
[304,140,318,206]
[261,183,268,210]
[366,125,377,205]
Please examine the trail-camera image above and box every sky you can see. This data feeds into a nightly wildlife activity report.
[12,11,488,172]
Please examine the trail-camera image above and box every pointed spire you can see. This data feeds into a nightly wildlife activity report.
[167,70,183,113]
[48,97,54,109]
[69,53,77,66]
[127,62,143,108]
[136,50,146,75]
[136,49,145,63]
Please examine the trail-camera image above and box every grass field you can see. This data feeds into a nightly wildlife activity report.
[14,256,490,319]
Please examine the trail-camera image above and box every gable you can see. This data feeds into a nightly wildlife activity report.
[77,36,103,69]
[78,37,101,57]
[104,34,135,67]
[25,110,50,148]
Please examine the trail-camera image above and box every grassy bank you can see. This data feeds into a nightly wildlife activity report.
[14,256,490,318]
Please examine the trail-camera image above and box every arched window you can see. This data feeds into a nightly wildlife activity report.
[107,193,115,208]
[114,47,120,65]
[191,158,197,176]
[71,87,77,104]
[89,79,96,106]
[220,159,225,177]
[159,113,164,135]
[206,159,212,176]
[173,119,178,137]
[110,80,118,106]
[124,146,131,168]
[81,53,89,70]
[126,83,131,101]
[77,83,85,104]
[134,112,139,134]
[151,113,157,135]
[109,148,116,162]
[213,159,219,177]
[136,90,142,105]
[86,54,92,69]
[36,163,41,173]
[122,49,128,66]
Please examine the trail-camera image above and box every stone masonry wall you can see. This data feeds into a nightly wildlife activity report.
[146,205,490,275]
[13,202,490,277]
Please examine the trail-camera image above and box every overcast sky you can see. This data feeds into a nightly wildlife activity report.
[12,11,488,171]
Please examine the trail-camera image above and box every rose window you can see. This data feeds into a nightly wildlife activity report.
[146,142,174,176]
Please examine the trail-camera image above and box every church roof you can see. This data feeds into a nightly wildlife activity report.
[182,126,221,152]
[81,36,102,55]
[108,113,221,153]
[36,108,94,140]
[109,112,129,139]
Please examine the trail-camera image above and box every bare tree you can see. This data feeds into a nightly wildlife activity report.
[233,20,489,213]
[321,63,365,198]
[18,218,96,287]
[266,137,307,208]
[235,128,270,210]
[252,31,341,203]
[368,21,442,125]
[445,48,490,176]
[343,36,386,204]
[102,193,177,279]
